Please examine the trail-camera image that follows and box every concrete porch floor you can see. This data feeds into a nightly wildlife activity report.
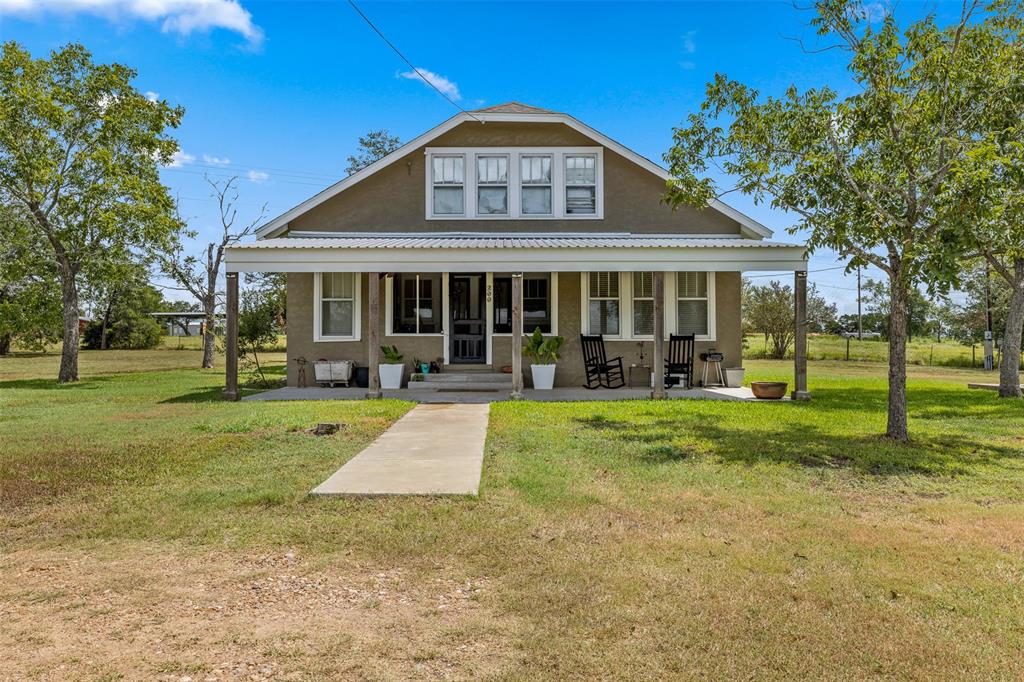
[243,385,789,403]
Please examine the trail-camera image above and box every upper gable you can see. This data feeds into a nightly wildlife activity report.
[281,120,748,237]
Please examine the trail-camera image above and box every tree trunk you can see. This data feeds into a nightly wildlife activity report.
[202,301,216,369]
[0,333,11,356]
[100,295,114,350]
[58,267,80,383]
[886,278,910,441]
[997,259,1024,398]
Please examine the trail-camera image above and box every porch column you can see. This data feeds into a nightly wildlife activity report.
[223,272,239,401]
[652,271,666,399]
[510,273,524,399]
[793,270,811,400]
[366,272,382,399]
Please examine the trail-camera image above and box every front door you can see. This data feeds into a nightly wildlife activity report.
[449,273,485,363]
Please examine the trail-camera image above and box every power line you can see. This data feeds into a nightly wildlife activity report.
[745,264,848,279]
[347,0,480,122]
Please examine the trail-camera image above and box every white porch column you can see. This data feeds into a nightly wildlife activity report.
[366,272,382,399]
[793,270,811,400]
[223,272,239,401]
[652,271,666,399]
[510,273,524,399]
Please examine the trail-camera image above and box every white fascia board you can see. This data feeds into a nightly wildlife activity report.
[254,110,775,241]
[225,245,807,274]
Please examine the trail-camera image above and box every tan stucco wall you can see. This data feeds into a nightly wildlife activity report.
[287,121,742,236]
[287,271,742,389]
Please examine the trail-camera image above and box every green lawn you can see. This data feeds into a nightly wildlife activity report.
[746,333,998,368]
[1,352,1022,679]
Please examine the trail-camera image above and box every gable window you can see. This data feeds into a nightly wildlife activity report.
[392,274,442,334]
[565,154,597,214]
[476,155,508,215]
[316,272,359,341]
[587,272,620,336]
[677,272,710,337]
[494,274,552,334]
[432,155,465,215]
[632,272,655,337]
[520,155,552,215]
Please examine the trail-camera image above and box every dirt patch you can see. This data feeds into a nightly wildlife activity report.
[0,543,515,681]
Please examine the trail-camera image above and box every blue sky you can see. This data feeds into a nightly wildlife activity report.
[0,0,962,311]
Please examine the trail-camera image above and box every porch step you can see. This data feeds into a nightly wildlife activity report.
[407,380,515,392]
[421,372,512,384]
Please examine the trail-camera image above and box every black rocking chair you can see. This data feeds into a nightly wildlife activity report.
[581,334,626,389]
[665,334,696,389]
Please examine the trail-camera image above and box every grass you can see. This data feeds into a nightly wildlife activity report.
[1,351,1023,679]
[745,333,1002,368]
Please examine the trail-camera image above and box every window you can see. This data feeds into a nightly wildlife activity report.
[520,155,552,215]
[677,272,709,336]
[476,155,508,215]
[493,274,552,334]
[432,155,464,215]
[392,274,442,334]
[632,272,655,337]
[587,272,620,335]
[318,273,357,340]
[565,155,596,214]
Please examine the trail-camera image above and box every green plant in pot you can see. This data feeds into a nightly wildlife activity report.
[522,327,564,390]
[413,356,430,374]
[379,344,404,389]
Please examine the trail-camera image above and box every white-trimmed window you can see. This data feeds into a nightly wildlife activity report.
[476,155,508,215]
[391,273,442,334]
[432,155,465,215]
[632,272,654,337]
[587,271,620,336]
[520,155,552,215]
[565,154,597,214]
[315,272,360,341]
[677,272,711,337]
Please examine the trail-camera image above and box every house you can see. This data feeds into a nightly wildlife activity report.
[224,103,809,399]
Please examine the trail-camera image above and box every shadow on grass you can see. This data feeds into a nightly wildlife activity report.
[573,410,1022,477]
[160,386,229,403]
[0,375,117,391]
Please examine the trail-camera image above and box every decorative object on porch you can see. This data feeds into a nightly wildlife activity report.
[500,365,513,374]
[413,357,430,374]
[379,345,405,390]
[522,327,564,390]
[665,334,696,389]
[629,364,652,389]
[724,367,746,388]
[430,359,441,374]
[699,350,726,388]
[294,356,308,388]
[751,381,788,399]
[581,334,626,389]
[313,359,353,387]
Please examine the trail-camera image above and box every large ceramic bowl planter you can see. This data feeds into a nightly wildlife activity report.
[751,381,788,399]
[379,363,404,389]
[531,364,556,390]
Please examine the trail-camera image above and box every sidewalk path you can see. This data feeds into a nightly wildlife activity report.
[310,403,489,496]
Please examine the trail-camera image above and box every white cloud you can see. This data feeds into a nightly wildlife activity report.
[203,154,231,166]
[165,150,195,168]
[679,61,696,71]
[398,67,461,101]
[145,90,159,102]
[682,30,697,55]
[246,169,269,183]
[0,0,263,45]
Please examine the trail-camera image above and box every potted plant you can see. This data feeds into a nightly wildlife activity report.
[413,356,430,374]
[379,345,404,389]
[522,327,564,390]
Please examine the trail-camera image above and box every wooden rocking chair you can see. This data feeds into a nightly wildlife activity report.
[580,334,626,389]
[665,334,696,389]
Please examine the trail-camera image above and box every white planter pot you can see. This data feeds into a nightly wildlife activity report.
[379,363,404,389]
[724,367,745,388]
[531,363,556,390]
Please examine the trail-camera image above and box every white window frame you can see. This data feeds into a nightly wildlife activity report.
[385,273,445,337]
[425,147,604,220]
[673,272,716,342]
[580,271,624,339]
[313,272,361,342]
[519,153,554,216]
[475,153,510,216]
[489,272,559,337]
[564,153,598,216]
[630,272,655,339]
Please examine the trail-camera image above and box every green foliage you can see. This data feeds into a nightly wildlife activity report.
[345,129,401,176]
[522,327,565,364]
[380,344,403,363]
[82,276,164,350]
[742,279,836,358]
[237,287,282,387]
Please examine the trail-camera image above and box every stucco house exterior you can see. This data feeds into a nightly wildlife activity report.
[223,103,809,399]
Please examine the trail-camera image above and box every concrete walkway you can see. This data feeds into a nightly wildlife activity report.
[310,403,489,497]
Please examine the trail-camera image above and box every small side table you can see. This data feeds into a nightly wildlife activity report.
[628,365,652,389]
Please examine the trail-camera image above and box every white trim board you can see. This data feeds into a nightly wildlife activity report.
[253,110,773,240]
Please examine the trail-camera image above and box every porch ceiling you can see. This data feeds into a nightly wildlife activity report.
[225,236,807,273]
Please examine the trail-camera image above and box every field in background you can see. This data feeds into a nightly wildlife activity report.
[744,333,1010,368]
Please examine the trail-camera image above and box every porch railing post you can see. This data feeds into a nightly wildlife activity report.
[793,270,811,401]
[223,271,239,401]
[366,272,382,399]
[652,270,666,399]
[510,272,524,399]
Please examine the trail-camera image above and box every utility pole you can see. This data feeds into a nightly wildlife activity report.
[857,266,863,341]
[984,265,994,371]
